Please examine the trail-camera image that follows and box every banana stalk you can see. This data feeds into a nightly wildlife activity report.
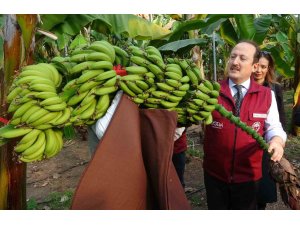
[214,104,269,151]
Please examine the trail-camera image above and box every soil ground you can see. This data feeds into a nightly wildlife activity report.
[26,134,293,210]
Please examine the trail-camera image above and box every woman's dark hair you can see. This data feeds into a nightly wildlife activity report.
[259,51,276,84]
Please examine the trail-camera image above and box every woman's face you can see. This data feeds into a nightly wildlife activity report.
[253,57,269,84]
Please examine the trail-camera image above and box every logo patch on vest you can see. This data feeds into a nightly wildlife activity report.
[252,121,261,132]
[211,121,223,129]
[253,113,267,118]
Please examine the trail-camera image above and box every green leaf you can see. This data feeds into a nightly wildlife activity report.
[219,19,238,46]
[234,15,256,40]
[39,14,171,49]
[276,31,288,43]
[253,15,272,44]
[69,34,88,50]
[268,47,294,77]
[168,19,207,42]
[63,126,76,140]
[91,14,170,40]
[158,38,207,52]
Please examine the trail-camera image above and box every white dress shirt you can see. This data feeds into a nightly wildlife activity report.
[228,78,287,143]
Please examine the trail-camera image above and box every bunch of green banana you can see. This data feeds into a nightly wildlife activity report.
[61,68,118,125]
[6,63,71,129]
[183,79,221,125]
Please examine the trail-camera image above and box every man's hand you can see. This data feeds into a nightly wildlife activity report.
[268,136,285,162]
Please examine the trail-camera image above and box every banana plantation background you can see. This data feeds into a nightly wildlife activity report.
[0,14,300,209]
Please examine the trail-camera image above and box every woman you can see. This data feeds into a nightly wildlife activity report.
[253,51,286,209]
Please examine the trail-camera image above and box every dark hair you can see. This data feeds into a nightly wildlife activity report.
[259,50,276,84]
[237,40,261,64]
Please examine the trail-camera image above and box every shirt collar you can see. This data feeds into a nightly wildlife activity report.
[229,78,250,97]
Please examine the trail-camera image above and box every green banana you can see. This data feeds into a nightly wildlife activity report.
[113,45,129,58]
[178,83,190,91]
[86,52,112,62]
[165,79,182,88]
[51,107,71,126]
[29,83,56,93]
[79,80,101,93]
[26,108,50,124]
[206,98,218,105]
[70,61,94,74]
[14,129,41,153]
[88,41,115,63]
[132,97,144,104]
[135,80,149,91]
[12,100,38,119]
[21,105,41,123]
[151,91,169,99]
[156,82,175,91]
[121,74,144,81]
[197,83,211,95]
[160,100,179,108]
[94,86,118,96]
[170,90,187,97]
[126,81,143,94]
[40,96,63,106]
[29,112,60,127]
[6,86,23,103]
[203,80,214,91]
[119,81,136,97]
[164,71,182,81]
[79,99,96,120]
[44,129,59,158]
[90,61,113,70]
[0,125,32,139]
[166,95,182,103]
[76,70,104,84]
[44,102,67,112]
[210,90,219,98]
[94,70,116,82]
[67,91,89,106]
[186,69,199,86]
[125,66,148,74]
[203,102,216,112]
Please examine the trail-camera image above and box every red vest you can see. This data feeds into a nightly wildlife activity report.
[173,131,187,154]
[203,78,272,183]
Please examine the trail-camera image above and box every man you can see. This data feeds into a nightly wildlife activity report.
[203,40,286,210]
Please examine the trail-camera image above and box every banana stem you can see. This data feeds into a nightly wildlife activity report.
[214,104,269,151]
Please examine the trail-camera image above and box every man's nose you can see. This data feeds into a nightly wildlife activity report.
[232,57,239,65]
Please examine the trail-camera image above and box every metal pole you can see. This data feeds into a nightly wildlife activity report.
[212,32,217,81]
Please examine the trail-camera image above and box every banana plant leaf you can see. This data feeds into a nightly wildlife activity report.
[39,14,171,50]
[158,38,207,52]
[234,15,256,40]
[16,15,37,56]
[268,47,294,77]
[253,14,272,45]
[219,19,238,46]
[276,31,294,63]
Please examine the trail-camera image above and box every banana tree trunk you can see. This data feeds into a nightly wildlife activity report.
[0,14,37,209]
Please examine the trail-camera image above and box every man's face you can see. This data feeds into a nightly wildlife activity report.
[227,42,257,84]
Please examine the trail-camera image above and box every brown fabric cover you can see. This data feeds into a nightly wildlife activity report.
[71,95,190,210]
[140,109,191,210]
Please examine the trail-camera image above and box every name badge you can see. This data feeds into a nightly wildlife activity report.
[253,113,267,119]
